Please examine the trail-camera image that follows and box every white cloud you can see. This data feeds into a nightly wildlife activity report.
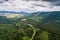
[0,0,60,12]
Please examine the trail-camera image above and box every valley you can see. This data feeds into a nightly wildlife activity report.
[0,11,60,40]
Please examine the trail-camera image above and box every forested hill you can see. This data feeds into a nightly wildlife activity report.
[28,11,60,35]
[0,11,60,40]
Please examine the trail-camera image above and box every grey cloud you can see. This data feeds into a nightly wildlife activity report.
[23,0,60,6]
[23,0,40,1]
[52,1,60,6]
[34,4,47,7]
[55,3,60,6]
[0,0,8,4]
[33,4,50,8]
[42,0,60,6]
[4,0,8,1]
[23,0,59,2]
[42,0,59,2]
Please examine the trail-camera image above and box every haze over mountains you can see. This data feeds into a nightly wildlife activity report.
[0,11,60,19]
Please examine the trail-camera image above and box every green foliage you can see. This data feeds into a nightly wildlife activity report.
[0,11,60,40]
[0,26,16,40]
[39,31,49,40]
[22,36,30,40]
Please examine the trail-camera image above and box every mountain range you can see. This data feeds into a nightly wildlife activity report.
[0,11,60,35]
[28,11,60,35]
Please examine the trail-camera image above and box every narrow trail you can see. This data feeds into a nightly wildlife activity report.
[27,24,36,40]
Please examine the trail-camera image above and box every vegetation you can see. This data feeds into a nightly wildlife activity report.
[0,11,60,40]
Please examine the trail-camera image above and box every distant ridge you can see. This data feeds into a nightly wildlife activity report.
[0,11,60,14]
[0,11,32,16]
[0,10,60,16]
[0,11,22,14]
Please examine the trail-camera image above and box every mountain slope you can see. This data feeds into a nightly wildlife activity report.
[27,11,60,35]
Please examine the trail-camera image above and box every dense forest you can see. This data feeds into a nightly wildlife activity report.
[0,11,60,40]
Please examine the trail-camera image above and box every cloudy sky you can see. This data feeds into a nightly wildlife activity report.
[0,0,60,12]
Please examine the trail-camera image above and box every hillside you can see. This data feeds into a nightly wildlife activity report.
[28,11,60,35]
[0,11,60,40]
